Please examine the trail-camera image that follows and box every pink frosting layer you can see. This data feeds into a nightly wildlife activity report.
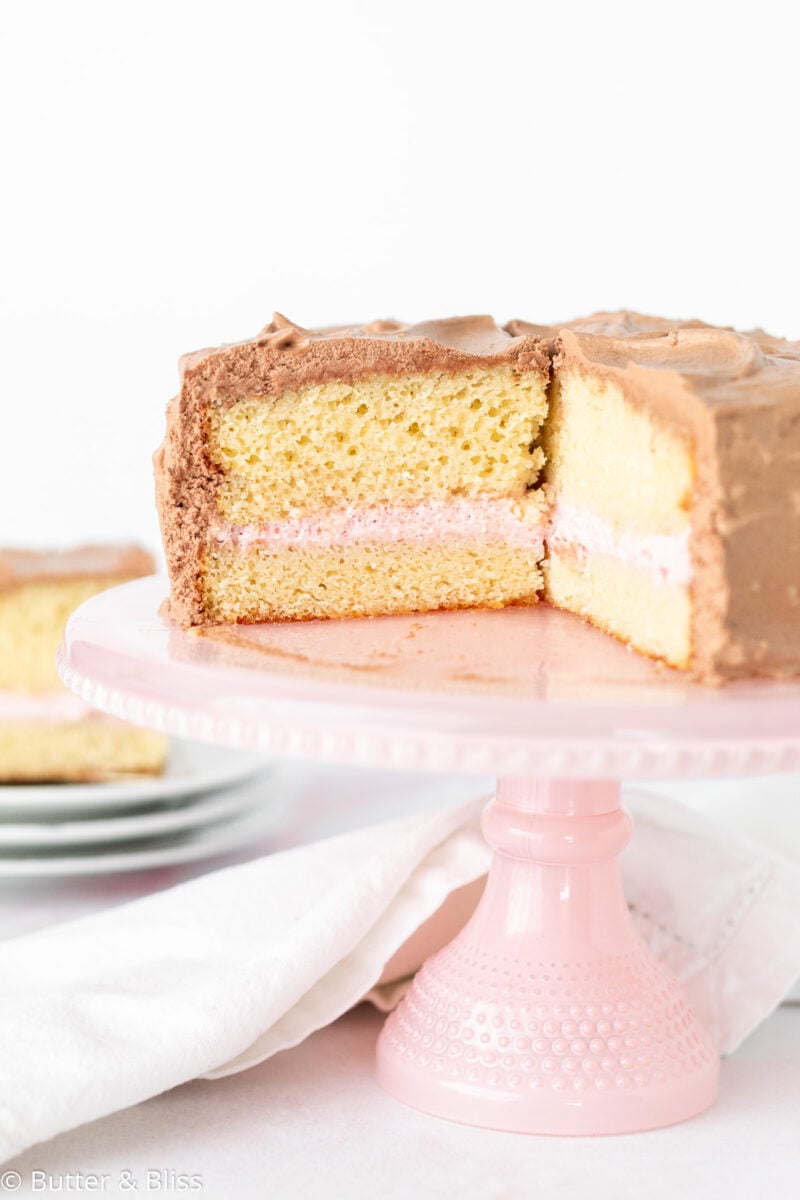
[212,497,546,551]
[547,502,692,588]
[0,690,96,723]
[210,497,691,589]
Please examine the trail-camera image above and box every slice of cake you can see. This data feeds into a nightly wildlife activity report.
[155,315,551,625]
[0,546,168,782]
[508,312,800,681]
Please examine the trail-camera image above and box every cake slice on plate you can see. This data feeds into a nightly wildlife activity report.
[507,312,800,681]
[0,546,168,782]
[155,315,551,625]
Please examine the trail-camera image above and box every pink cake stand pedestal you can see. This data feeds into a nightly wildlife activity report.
[58,577,800,1136]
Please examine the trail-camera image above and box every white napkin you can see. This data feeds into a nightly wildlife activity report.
[1,788,799,1164]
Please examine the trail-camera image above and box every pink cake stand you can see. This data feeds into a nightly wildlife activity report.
[58,577,800,1136]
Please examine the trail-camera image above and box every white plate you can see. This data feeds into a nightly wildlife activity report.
[0,739,271,816]
[0,795,287,878]
[0,781,271,848]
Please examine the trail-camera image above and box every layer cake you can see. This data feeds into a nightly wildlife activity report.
[155,312,800,684]
[0,546,168,781]
[156,315,550,625]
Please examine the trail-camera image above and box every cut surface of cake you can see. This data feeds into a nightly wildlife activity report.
[508,312,800,680]
[155,315,551,626]
[0,546,168,782]
[156,310,800,684]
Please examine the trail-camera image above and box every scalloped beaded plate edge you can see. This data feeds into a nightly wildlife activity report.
[56,577,800,781]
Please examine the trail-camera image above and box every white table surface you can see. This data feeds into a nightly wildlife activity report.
[1,761,799,1198]
[2,1003,798,1200]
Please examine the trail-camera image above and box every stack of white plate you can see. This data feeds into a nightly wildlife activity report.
[0,741,282,878]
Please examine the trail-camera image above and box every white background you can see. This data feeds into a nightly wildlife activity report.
[2,0,798,554]
[1,9,799,1188]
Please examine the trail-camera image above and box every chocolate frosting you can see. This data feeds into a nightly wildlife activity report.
[156,315,550,626]
[508,312,800,681]
[178,313,549,404]
[0,545,155,593]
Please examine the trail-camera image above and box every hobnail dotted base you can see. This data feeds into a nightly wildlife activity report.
[377,936,719,1135]
[377,778,720,1135]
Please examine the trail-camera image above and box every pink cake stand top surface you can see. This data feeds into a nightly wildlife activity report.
[58,576,800,780]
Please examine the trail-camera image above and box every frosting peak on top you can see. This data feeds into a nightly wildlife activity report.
[566,325,762,381]
[255,313,407,346]
[558,311,711,338]
[177,314,550,399]
[177,309,799,410]
[507,311,800,407]
[186,313,531,375]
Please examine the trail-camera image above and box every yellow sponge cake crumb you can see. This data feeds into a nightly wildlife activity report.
[0,545,168,783]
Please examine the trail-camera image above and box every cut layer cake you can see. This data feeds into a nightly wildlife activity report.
[155,312,800,684]
[156,316,550,625]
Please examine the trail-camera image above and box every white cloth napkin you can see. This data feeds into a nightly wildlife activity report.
[1,788,799,1164]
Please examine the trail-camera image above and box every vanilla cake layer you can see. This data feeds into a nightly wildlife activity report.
[543,371,694,537]
[209,366,548,524]
[0,719,167,783]
[545,549,691,668]
[203,538,544,623]
[0,578,136,692]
